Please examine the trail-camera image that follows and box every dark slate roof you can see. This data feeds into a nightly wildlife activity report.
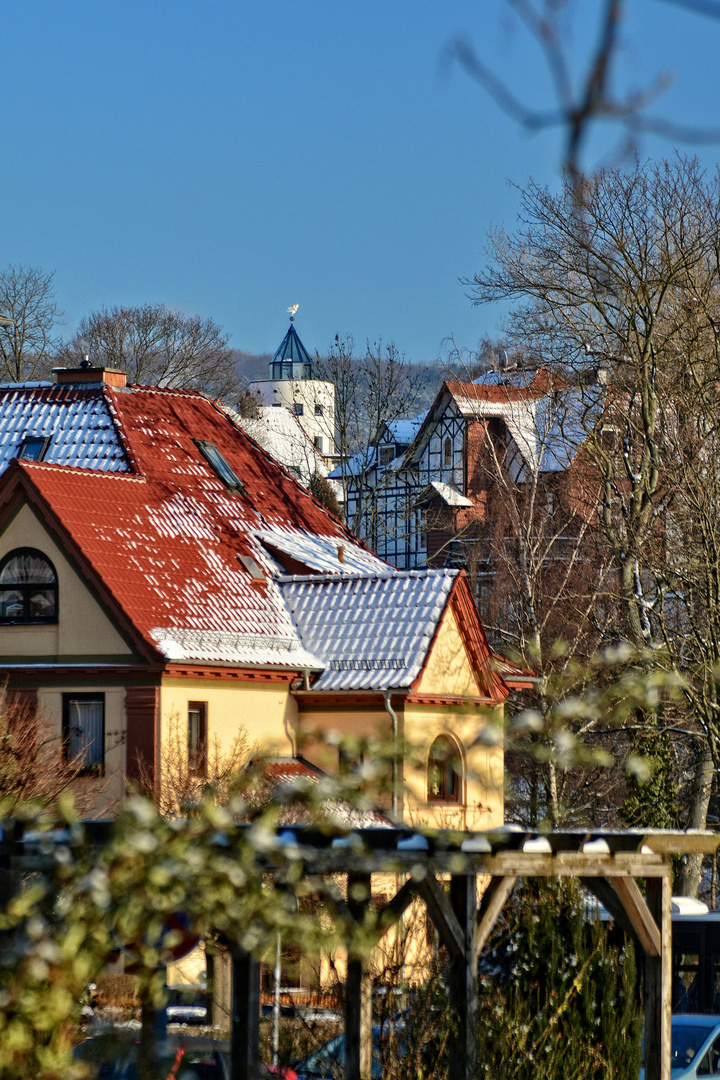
[271,323,313,373]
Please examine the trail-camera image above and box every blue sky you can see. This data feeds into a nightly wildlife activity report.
[2,1,720,365]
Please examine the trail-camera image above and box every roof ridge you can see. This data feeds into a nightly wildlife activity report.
[16,459,147,482]
[277,567,457,585]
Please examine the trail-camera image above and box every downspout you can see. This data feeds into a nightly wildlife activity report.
[383,690,399,820]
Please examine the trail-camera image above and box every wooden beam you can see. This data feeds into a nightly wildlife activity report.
[448,874,478,1080]
[643,874,672,1080]
[612,877,661,957]
[474,876,516,959]
[417,874,465,959]
[374,877,418,939]
[229,944,260,1080]
[580,877,636,939]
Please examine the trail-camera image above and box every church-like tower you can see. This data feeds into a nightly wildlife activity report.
[250,316,337,460]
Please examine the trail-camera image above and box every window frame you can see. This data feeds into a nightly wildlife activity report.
[62,692,105,775]
[313,436,324,452]
[292,402,304,416]
[194,441,245,492]
[17,435,51,462]
[427,734,463,803]
[188,701,208,777]
[0,547,58,625]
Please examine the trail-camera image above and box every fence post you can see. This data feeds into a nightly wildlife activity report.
[448,874,477,1080]
[345,873,373,1080]
[230,943,261,1080]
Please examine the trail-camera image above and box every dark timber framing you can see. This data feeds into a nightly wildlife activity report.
[2,825,718,1080]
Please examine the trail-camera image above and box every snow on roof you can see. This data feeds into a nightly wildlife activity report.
[231,405,326,486]
[429,480,473,507]
[256,526,387,576]
[447,379,604,476]
[383,413,427,445]
[277,569,457,691]
[1,383,385,667]
[257,757,392,827]
[0,384,130,474]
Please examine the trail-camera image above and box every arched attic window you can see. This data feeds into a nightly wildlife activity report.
[427,734,463,803]
[0,549,58,624]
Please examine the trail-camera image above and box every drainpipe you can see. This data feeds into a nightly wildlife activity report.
[383,690,399,820]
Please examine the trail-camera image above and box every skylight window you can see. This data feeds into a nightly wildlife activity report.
[194,441,244,491]
[17,435,50,462]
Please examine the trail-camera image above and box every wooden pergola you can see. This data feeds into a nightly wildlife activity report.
[2,823,719,1080]
[235,825,720,1080]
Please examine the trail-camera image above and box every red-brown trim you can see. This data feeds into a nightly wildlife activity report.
[162,665,301,683]
[125,685,159,790]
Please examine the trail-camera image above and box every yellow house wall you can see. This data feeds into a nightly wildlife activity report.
[0,502,135,660]
[415,605,478,698]
[159,679,298,764]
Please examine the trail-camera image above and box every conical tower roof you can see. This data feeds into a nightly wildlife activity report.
[269,322,313,380]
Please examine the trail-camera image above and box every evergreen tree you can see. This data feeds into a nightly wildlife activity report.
[476,879,642,1080]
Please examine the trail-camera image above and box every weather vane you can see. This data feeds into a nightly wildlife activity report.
[287,304,299,322]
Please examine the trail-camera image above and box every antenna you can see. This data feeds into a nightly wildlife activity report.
[287,304,299,322]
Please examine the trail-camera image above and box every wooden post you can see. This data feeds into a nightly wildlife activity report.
[644,872,672,1080]
[448,874,478,1080]
[345,873,372,1080]
[230,943,261,1080]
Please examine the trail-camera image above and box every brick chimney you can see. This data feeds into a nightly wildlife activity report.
[53,364,127,388]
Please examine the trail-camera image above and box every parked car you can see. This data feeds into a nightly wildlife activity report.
[166,986,209,1026]
[640,1014,720,1078]
[73,1035,229,1080]
[294,1022,408,1080]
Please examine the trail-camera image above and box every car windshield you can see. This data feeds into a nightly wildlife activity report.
[671,1024,716,1070]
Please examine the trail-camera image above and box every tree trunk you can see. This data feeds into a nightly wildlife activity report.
[677,745,714,897]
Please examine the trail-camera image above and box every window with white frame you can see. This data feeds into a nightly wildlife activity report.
[63,693,105,773]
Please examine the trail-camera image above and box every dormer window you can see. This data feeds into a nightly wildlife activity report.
[17,435,50,462]
[0,549,58,624]
[194,441,244,492]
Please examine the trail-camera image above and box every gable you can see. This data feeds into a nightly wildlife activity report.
[414,604,482,698]
[0,501,139,663]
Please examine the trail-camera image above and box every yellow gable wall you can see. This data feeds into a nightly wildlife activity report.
[414,605,480,698]
[0,502,135,660]
[405,604,503,831]
[159,679,298,765]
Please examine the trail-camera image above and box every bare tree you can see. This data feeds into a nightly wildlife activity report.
[0,265,61,383]
[60,302,242,401]
[0,690,112,816]
[469,155,720,887]
[316,335,428,538]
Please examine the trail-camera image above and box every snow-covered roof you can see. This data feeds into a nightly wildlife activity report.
[383,413,427,446]
[278,569,458,691]
[429,480,473,507]
[0,384,130,474]
[231,405,326,486]
[447,378,604,476]
[256,526,387,576]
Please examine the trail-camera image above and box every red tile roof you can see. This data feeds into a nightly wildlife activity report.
[0,384,386,668]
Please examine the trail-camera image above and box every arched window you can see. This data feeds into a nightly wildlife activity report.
[443,437,452,468]
[0,549,58,624]
[428,734,462,802]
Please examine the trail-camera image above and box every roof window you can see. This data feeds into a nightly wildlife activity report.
[17,435,50,462]
[194,441,245,492]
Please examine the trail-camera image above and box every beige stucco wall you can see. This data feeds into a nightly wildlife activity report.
[37,684,127,815]
[404,702,504,831]
[159,678,298,764]
[0,502,135,660]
